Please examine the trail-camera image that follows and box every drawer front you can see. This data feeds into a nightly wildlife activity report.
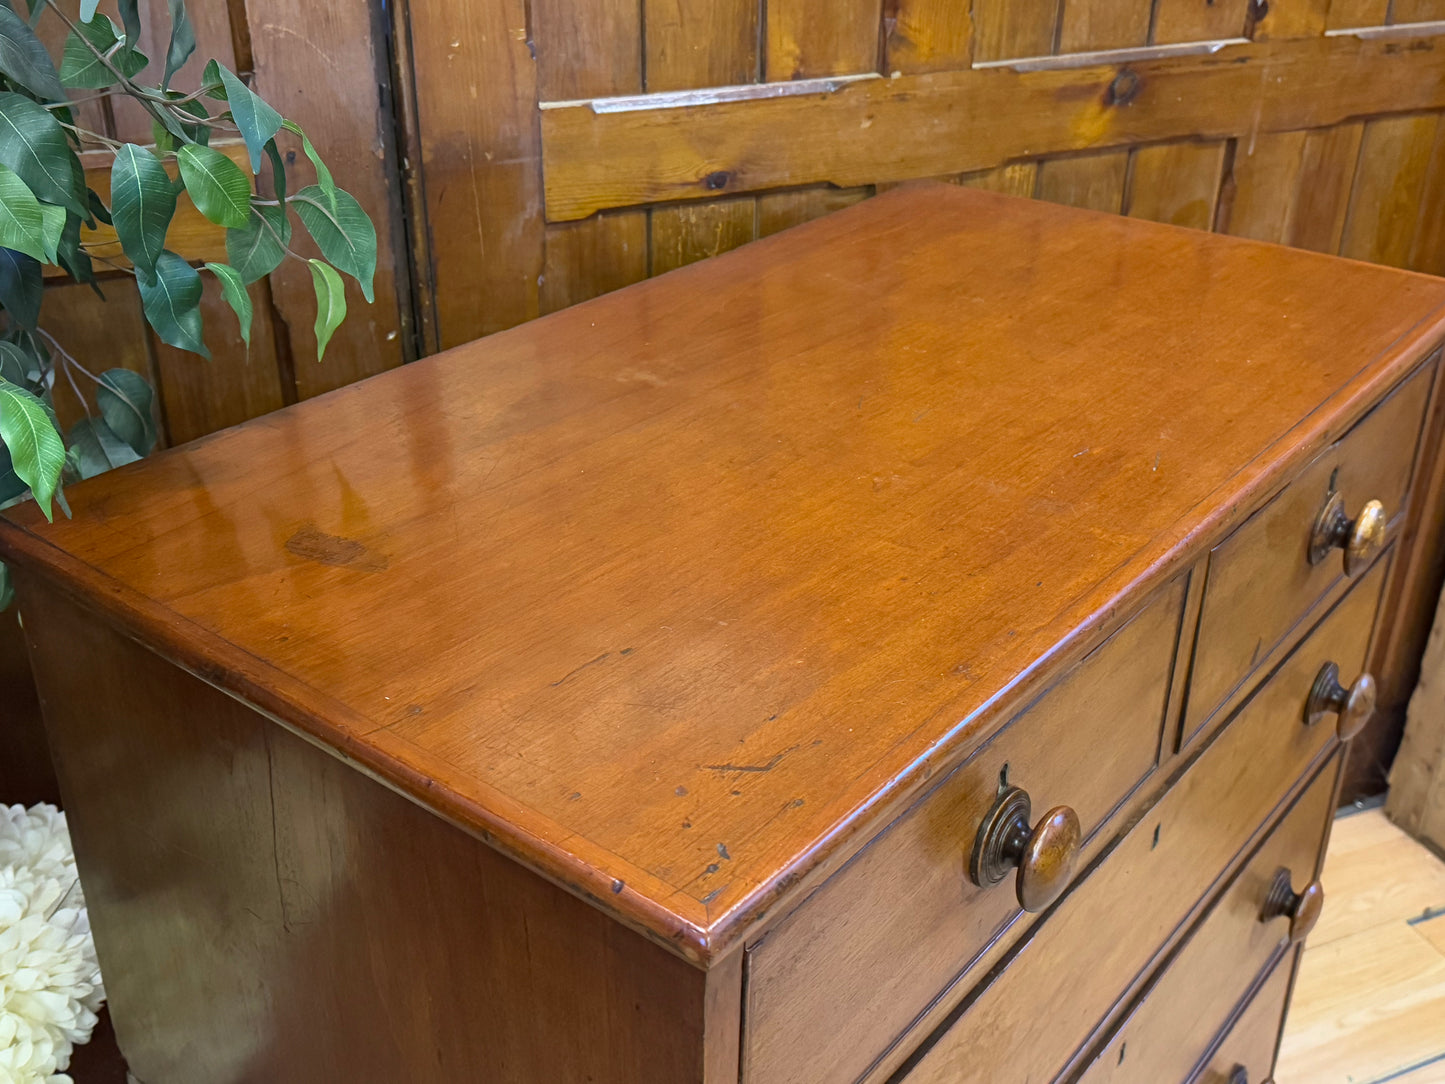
[1073,755,1336,1084]
[1183,360,1432,746]
[742,580,1184,1084]
[1190,959,1295,1084]
[895,557,1384,1084]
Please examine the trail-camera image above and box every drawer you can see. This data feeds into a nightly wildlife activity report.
[893,556,1385,1084]
[1182,359,1433,747]
[1073,754,1335,1083]
[742,579,1185,1084]
[1189,958,1295,1084]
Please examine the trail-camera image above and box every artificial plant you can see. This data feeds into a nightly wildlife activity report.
[0,0,376,609]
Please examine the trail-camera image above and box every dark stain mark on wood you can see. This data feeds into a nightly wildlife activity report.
[705,863,720,875]
[550,652,611,687]
[567,791,581,801]
[716,843,731,860]
[1106,69,1141,108]
[674,785,688,796]
[701,887,725,906]
[406,704,424,716]
[704,744,800,774]
[284,524,388,572]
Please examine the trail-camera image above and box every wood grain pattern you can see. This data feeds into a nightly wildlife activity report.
[1126,141,1228,229]
[1152,0,1254,44]
[899,561,1383,1083]
[1325,0,1391,28]
[1074,760,1337,1084]
[1036,152,1129,212]
[972,0,1060,61]
[884,0,975,72]
[1197,958,1297,1084]
[40,279,158,438]
[20,582,718,1083]
[745,580,1182,1084]
[1226,130,1308,243]
[1289,121,1366,253]
[1058,0,1151,53]
[6,187,1445,962]
[651,200,757,275]
[1252,0,1332,38]
[1389,583,1445,849]
[0,607,54,807]
[245,0,406,397]
[1341,113,1442,268]
[540,33,1445,221]
[766,0,881,78]
[756,186,871,235]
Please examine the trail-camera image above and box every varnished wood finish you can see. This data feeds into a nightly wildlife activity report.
[21,581,718,1083]
[0,606,55,807]
[895,558,1384,1084]
[1193,959,1296,1084]
[1182,360,1434,748]
[5,188,1445,964]
[1074,759,1336,1084]
[744,582,1181,1084]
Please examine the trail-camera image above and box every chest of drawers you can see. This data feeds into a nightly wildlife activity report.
[4,184,1444,1084]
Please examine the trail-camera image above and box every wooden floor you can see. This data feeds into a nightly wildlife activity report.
[1277,807,1445,1084]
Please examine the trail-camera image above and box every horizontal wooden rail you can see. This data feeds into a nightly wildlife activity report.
[541,30,1445,222]
[44,139,251,278]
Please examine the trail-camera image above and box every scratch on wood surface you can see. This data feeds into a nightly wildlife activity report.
[704,744,800,773]
[549,652,611,687]
[285,524,388,572]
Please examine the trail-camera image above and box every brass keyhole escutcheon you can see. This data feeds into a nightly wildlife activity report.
[1309,491,1386,576]
[969,784,1081,913]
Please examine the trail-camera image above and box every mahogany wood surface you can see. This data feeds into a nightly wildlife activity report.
[4,185,1445,964]
[1190,959,1297,1084]
[1072,756,1337,1084]
[22,581,718,1084]
[0,607,55,807]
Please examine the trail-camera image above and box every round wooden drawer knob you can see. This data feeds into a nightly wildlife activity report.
[1309,492,1387,576]
[1226,1067,1249,1084]
[969,784,1081,913]
[1304,661,1376,740]
[1261,868,1325,943]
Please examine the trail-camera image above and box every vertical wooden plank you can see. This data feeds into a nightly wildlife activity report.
[1409,119,1445,276]
[1125,141,1228,230]
[1251,0,1331,37]
[1036,153,1129,213]
[884,0,974,73]
[42,280,160,439]
[646,0,760,276]
[1058,0,1152,53]
[153,276,284,444]
[246,0,406,398]
[1325,0,1391,28]
[972,0,1061,62]
[1340,114,1441,267]
[1391,0,1445,21]
[534,0,647,314]
[402,0,543,349]
[1224,130,1308,244]
[1152,0,1253,42]
[959,162,1039,196]
[757,187,871,236]
[766,0,881,79]
[540,213,649,313]
[651,201,757,275]
[108,0,240,142]
[1288,122,1365,253]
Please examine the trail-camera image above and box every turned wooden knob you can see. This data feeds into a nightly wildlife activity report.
[969,784,1081,912]
[1226,1067,1249,1084]
[1309,492,1386,576]
[1304,661,1376,740]
[1261,867,1324,943]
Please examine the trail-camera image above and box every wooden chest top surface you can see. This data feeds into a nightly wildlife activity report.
[5,184,1445,962]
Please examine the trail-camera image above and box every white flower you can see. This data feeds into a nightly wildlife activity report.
[0,805,104,1084]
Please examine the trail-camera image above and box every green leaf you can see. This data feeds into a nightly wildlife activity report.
[86,187,110,225]
[117,0,141,48]
[0,561,12,612]
[225,203,287,284]
[206,61,281,173]
[55,211,96,287]
[177,143,250,228]
[68,415,140,479]
[61,14,147,89]
[0,162,48,262]
[263,137,285,204]
[0,93,83,215]
[280,119,333,211]
[2,329,47,389]
[37,199,62,263]
[0,375,63,520]
[293,186,375,303]
[0,435,27,504]
[0,247,39,327]
[110,143,176,281]
[137,250,208,357]
[308,258,345,361]
[96,367,156,456]
[0,5,65,102]
[162,0,195,88]
[0,339,28,386]
[204,261,252,349]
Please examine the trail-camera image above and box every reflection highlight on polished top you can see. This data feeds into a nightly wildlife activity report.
[4,183,1445,960]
